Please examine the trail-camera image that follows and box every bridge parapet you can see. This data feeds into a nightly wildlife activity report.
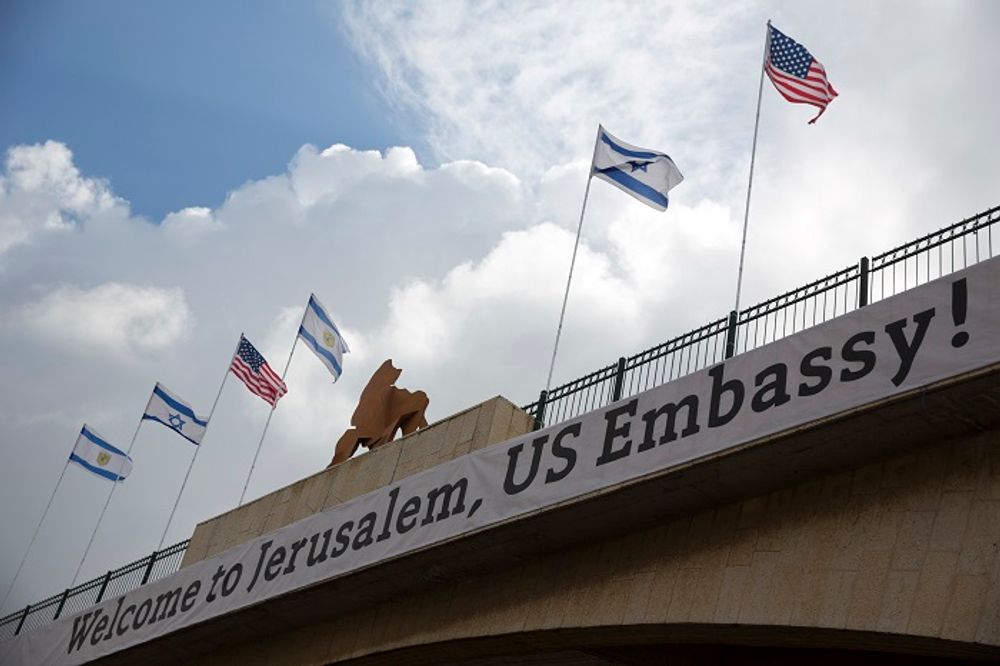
[182,396,534,567]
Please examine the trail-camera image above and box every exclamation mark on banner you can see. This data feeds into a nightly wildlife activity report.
[951,278,969,348]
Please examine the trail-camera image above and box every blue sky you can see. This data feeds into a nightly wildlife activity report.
[1,0,998,618]
[0,1,410,220]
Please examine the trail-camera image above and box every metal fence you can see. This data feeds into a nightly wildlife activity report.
[2,203,998,642]
[0,540,188,641]
[524,203,1000,427]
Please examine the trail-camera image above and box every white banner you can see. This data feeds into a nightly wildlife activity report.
[4,257,999,665]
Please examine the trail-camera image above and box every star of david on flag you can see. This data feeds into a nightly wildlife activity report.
[69,425,133,482]
[591,126,683,211]
[230,335,288,406]
[142,382,209,445]
[765,23,838,124]
[298,293,349,381]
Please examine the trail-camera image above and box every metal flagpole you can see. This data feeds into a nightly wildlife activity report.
[71,418,143,587]
[0,458,71,613]
[157,336,240,549]
[544,125,603,394]
[733,20,772,314]
[238,310,305,506]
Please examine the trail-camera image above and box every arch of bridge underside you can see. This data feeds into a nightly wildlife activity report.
[332,623,998,665]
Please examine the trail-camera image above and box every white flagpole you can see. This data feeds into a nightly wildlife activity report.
[544,125,603,394]
[238,308,306,506]
[0,458,70,613]
[157,336,240,549]
[733,21,772,314]
[70,418,143,587]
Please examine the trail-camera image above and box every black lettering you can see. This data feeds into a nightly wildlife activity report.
[376,486,401,542]
[116,605,135,636]
[840,331,877,382]
[502,435,547,494]
[751,363,791,412]
[264,546,287,581]
[708,364,744,427]
[90,614,109,645]
[596,399,637,466]
[798,346,833,396]
[284,538,308,575]
[102,596,123,641]
[331,521,353,557]
[638,394,700,451]
[545,423,580,483]
[396,496,421,533]
[353,512,378,550]
[221,564,241,597]
[423,478,468,525]
[206,565,226,602]
[69,610,101,653]
[884,308,935,386]
[307,529,332,566]
[245,540,272,593]
[181,580,200,612]
[132,599,152,629]
[150,588,182,624]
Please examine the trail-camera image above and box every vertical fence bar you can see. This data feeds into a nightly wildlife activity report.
[858,256,870,307]
[611,357,627,402]
[140,551,158,586]
[94,571,112,605]
[534,390,548,430]
[724,310,738,358]
[15,605,30,635]
[52,589,70,620]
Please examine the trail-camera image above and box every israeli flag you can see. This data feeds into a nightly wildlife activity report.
[142,383,208,445]
[298,293,349,380]
[592,125,683,211]
[70,425,133,482]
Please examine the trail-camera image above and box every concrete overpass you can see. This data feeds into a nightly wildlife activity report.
[6,250,1000,666]
[103,362,1000,664]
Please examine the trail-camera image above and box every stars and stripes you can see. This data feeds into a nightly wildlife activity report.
[229,335,288,406]
[765,24,837,124]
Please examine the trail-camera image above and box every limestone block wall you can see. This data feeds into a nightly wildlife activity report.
[190,428,1000,664]
[181,396,534,566]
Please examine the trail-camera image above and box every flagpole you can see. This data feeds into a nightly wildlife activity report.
[733,20,772,314]
[238,310,305,506]
[544,125,603,394]
[70,418,143,587]
[157,336,240,549]
[0,458,70,613]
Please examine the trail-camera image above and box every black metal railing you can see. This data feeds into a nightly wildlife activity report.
[3,204,998,642]
[0,540,189,641]
[525,204,1000,427]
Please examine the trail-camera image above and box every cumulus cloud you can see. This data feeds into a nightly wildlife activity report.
[0,141,121,256]
[161,207,221,237]
[16,282,193,355]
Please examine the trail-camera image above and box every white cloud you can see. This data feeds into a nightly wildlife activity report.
[16,282,193,356]
[161,207,221,237]
[340,1,753,190]
[0,141,121,256]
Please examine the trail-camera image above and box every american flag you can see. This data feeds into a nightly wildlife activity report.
[229,335,288,406]
[765,24,837,124]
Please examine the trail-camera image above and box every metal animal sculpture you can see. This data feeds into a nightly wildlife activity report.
[329,359,429,466]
